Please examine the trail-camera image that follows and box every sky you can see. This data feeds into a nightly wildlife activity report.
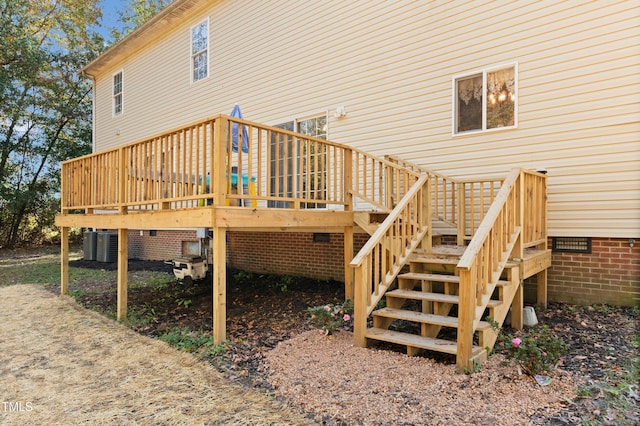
[95,0,128,41]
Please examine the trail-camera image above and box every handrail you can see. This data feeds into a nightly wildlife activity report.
[351,174,431,346]
[60,115,419,214]
[455,167,547,370]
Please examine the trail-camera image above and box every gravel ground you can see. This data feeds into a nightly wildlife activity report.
[267,330,577,426]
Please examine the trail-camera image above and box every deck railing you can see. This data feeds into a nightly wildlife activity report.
[60,115,419,214]
[456,168,547,370]
[385,155,502,242]
[351,174,431,346]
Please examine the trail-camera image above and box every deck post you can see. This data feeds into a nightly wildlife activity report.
[456,182,466,245]
[343,148,354,300]
[536,269,548,309]
[212,225,227,343]
[421,175,432,251]
[344,226,354,300]
[456,267,475,371]
[510,268,524,330]
[116,228,129,320]
[60,227,69,295]
[353,259,368,347]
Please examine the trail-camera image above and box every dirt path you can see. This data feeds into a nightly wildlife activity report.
[0,285,314,425]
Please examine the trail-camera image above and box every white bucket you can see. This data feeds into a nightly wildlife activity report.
[523,306,538,327]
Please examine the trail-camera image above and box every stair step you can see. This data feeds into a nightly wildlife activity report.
[398,272,461,283]
[373,307,493,331]
[387,289,459,304]
[386,289,503,310]
[365,328,484,356]
[410,254,460,266]
[386,289,503,309]
[398,272,511,288]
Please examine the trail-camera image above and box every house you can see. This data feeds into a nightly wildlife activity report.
[56,0,639,370]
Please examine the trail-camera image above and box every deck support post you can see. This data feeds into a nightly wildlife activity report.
[212,225,227,344]
[117,228,129,321]
[344,226,354,300]
[343,149,354,300]
[536,269,548,309]
[511,273,524,331]
[456,267,474,371]
[60,227,69,295]
[353,259,368,347]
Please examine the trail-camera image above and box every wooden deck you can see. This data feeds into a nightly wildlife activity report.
[56,114,550,371]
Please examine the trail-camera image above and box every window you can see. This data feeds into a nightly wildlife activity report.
[191,19,208,82]
[113,71,123,116]
[268,114,328,208]
[453,64,517,134]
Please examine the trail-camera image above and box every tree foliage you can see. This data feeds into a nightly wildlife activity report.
[0,0,104,248]
[110,0,173,41]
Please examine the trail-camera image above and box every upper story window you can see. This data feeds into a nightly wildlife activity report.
[191,19,209,83]
[113,71,123,116]
[453,63,517,134]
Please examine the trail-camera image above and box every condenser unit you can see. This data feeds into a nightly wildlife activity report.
[83,231,98,261]
[96,232,118,263]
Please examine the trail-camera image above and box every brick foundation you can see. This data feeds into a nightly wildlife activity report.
[540,237,639,306]
[128,231,639,306]
[128,230,199,261]
[227,232,369,281]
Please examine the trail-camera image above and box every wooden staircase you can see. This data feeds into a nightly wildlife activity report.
[365,246,521,364]
[351,164,549,371]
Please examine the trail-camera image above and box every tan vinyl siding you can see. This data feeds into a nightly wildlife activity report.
[90,0,640,238]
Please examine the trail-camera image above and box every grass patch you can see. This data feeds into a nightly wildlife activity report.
[159,326,228,357]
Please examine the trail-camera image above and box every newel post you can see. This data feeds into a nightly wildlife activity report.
[118,147,126,213]
[212,116,228,206]
[344,149,354,299]
[422,175,432,251]
[211,116,229,344]
[456,181,466,246]
[353,258,368,348]
[456,266,475,371]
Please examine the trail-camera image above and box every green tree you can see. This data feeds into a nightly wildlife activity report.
[110,0,173,41]
[0,0,104,247]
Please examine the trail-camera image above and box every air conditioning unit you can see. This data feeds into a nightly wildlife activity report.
[83,231,98,260]
[96,232,118,263]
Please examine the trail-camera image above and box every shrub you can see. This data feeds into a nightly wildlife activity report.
[307,299,354,335]
[501,325,568,376]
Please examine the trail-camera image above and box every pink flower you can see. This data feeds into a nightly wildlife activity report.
[512,337,522,348]
[318,329,325,334]
[343,314,351,321]
[324,305,331,311]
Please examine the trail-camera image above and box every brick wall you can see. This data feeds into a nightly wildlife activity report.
[227,232,369,281]
[523,237,639,306]
[128,230,198,261]
[128,230,638,306]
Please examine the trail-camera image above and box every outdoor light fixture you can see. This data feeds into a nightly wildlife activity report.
[334,105,347,118]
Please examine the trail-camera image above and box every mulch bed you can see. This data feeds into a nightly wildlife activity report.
[64,258,639,424]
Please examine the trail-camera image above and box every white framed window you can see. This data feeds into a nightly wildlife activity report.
[113,70,123,116]
[453,63,517,134]
[191,19,209,83]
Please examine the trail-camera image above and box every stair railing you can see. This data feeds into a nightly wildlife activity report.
[385,155,503,243]
[455,168,547,370]
[351,174,431,346]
